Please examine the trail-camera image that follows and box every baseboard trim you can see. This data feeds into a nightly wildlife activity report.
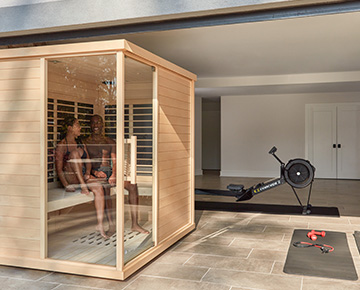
[195,169,203,176]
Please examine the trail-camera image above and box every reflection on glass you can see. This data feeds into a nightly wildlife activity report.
[122,57,154,264]
[47,55,117,266]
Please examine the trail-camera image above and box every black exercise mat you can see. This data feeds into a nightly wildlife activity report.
[283,229,358,280]
[196,188,237,197]
[354,231,360,255]
[195,201,340,217]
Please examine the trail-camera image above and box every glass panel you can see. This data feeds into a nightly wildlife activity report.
[122,57,154,264]
[47,54,117,266]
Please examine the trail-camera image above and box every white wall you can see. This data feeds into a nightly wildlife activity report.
[221,92,360,177]
[202,98,220,170]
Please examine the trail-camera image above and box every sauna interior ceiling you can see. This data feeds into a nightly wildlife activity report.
[119,11,360,98]
[48,55,152,84]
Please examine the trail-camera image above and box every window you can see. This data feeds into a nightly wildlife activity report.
[104,103,153,179]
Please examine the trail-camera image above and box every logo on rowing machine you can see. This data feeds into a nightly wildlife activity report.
[253,180,282,194]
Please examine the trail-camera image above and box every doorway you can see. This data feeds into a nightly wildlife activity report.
[306,103,360,179]
[202,97,220,174]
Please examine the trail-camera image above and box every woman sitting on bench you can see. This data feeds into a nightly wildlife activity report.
[55,116,110,239]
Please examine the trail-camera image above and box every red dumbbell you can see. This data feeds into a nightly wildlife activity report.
[307,230,326,241]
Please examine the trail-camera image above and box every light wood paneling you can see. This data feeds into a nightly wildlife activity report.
[0,195,40,208]
[158,95,190,111]
[48,82,97,103]
[158,114,190,127]
[158,152,190,162]
[49,74,98,91]
[0,175,40,187]
[0,206,40,219]
[158,69,191,87]
[0,175,40,188]
[0,248,40,259]
[0,238,40,251]
[0,164,40,175]
[0,143,40,154]
[0,226,40,239]
[158,133,191,143]
[116,51,125,271]
[158,173,190,190]
[157,141,190,152]
[158,209,191,240]
[159,123,190,135]
[0,89,41,101]
[0,60,42,259]
[0,67,40,80]
[159,194,190,212]
[0,185,40,197]
[1,216,40,230]
[157,158,190,171]
[0,60,40,69]
[0,100,41,112]
[158,165,190,181]
[0,132,40,143]
[0,79,40,90]
[158,181,191,198]
[163,133,190,143]
[158,105,190,119]
[0,153,40,164]
[0,111,40,122]
[0,121,40,132]
[47,57,118,115]
[158,77,191,95]
[0,41,196,280]
[126,82,152,91]
[159,199,190,220]
[158,86,190,103]
[157,67,192,243]
[159,188,191,209]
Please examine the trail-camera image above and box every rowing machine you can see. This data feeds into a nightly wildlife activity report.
[227,146,315,215]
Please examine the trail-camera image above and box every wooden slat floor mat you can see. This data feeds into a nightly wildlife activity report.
[48,222,153,266]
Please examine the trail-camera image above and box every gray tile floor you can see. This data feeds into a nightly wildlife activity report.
[1,174,360,289]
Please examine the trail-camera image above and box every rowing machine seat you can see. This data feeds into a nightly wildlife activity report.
[227,184,244,192]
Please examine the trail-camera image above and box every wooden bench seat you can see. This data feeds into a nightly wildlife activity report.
[47,136,154,212]
[47,184,152,212]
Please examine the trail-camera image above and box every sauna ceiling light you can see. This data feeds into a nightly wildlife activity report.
[48,60,62,64]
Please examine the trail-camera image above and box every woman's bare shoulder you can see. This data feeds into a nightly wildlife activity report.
[56,139,66,151]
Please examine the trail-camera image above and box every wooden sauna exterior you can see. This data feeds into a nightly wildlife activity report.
[0,40,196,280]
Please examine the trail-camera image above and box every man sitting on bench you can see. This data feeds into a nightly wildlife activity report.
[84,115,149,236]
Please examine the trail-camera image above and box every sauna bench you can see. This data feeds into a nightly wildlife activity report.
[48,184,152,212]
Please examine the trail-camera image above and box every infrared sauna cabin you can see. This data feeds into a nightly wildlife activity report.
[0,40,196,280]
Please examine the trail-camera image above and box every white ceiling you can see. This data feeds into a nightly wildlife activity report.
[122,11,360,98]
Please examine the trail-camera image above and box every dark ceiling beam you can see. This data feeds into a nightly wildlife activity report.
[1,1,360,47]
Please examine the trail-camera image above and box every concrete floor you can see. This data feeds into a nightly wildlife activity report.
[1,173,360,289]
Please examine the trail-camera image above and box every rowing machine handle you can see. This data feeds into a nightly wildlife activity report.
[269,146,277,155]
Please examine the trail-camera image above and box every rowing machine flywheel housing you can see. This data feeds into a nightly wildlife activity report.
[284,158,315,189]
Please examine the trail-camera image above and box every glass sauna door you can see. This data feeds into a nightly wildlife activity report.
[122,57,154,264]
[47,54,118,266]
